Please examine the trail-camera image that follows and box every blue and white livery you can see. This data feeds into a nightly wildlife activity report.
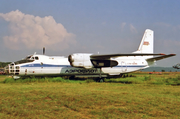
[4,29,175,81]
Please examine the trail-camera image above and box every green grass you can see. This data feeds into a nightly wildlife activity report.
[0,73,180,118]
[3,77,69,83]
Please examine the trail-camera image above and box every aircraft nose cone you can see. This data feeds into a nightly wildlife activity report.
[3,63,20,75]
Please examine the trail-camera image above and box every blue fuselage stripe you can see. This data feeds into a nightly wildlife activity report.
[21,64,70,67]
[20,63,146,68]
[115,65,146,67]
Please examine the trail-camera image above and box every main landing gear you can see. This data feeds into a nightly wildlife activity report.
[96,78,104,82]
[96,68,104,82]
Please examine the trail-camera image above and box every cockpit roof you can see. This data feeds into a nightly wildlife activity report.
[12,54,67,65]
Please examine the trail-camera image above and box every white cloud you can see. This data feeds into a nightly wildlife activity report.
[0,10,76,50]
[120,22,137,34]
[120,22,126,31]
[129,24,137,33]
[156,39,180,53]
[154,22,171,28]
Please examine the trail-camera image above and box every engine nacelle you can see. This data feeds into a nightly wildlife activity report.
[68,53,93,68]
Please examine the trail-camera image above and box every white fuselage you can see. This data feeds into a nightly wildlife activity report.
[4,54,149,78]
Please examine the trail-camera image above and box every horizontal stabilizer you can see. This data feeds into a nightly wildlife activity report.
[146,54,176,62]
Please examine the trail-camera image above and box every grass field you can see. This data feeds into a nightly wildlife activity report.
[0,72,180,118]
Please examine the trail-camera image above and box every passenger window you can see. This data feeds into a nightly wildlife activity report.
[35,57,39,60]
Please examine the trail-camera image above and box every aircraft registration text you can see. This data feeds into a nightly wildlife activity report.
[65,69,98,74]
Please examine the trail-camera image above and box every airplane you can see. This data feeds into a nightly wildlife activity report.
[173,63,180,69]
[4,29,175,81]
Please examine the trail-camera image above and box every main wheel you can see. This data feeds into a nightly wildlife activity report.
[96,78,104,82]
[99,78,104,82]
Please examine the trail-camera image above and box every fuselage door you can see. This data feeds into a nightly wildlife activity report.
[121,61,127,72]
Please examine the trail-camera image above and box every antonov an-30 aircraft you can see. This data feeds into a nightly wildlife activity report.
[4,29,175,81]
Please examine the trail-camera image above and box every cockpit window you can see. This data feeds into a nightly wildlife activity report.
[14,59,34,65]
[14,55,35,65]
[26,56,31,59]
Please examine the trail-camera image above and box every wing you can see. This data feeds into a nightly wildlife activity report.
[90,53,166,59]
[90,53,167,68]
[146,54,176,62]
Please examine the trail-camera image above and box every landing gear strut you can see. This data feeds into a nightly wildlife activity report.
[96,68,104,82]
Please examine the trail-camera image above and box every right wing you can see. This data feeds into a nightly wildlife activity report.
[90,53,165,59]
[90,53,167,68]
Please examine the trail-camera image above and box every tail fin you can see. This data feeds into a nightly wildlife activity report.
[134,29,154,54]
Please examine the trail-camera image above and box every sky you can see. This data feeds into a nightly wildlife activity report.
[0,0,179,67]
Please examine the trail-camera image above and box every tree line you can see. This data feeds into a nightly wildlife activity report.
[0,62,11,68]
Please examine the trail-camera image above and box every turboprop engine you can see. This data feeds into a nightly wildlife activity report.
[68,53,93,68]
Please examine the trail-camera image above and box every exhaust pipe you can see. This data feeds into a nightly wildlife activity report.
[43,47,45,55]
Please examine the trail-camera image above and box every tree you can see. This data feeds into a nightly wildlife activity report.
[0,62,11,68]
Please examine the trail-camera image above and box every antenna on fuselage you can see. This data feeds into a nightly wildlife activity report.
[43,47,45,55]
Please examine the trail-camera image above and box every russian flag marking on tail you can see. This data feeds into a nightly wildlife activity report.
[143,41,149,45]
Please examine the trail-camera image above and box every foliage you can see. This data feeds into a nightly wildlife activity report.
[2,72,180,86]
[3,77,70,83]
[164,76,180,85]
[85,79,95,83]
[0,62,10,68]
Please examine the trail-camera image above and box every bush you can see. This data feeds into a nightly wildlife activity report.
[164,76,180,85]
[85,79,95,83]
[144,76,151,81]
[3,77,69,83]
[3,78,15,83]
